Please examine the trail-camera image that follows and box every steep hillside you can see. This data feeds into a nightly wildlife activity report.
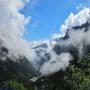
[33,53,90,90]
[0,46,37,87]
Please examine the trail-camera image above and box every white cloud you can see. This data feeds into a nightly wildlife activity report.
[31,39,56,52]
[40,8,90,75]
[52,8,90,40]
[40,52,72,76]
[60,8,90,36]
[0,0,36,61]
[52,33,63,39]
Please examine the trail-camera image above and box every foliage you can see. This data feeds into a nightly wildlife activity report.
[1,79,36,90]
[64,53,90,90]
[1,52,90,90]
[3,79,27,90]
[35,53,90,90]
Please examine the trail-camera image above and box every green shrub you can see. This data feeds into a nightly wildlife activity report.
[3,79,26,90]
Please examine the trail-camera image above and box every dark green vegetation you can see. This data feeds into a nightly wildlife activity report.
[0,46,37,90]
[64,54,90,90]
[1,79,36,90]
[1,46,90,90]
[35,53,90,90]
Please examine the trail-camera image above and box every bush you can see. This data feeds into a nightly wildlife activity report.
[64,53,90,90]
[3,79,26,90]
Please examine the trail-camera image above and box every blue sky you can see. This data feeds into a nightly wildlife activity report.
[21,0,89,41]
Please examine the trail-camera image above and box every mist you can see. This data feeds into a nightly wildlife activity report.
[0,0,90,76]
[38,8,90,76]
[0,0,37,61]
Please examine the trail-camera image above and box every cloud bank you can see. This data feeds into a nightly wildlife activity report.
[39,8,90,76]
[40,52,72,75]
[52,8,90,39]
[0,0,36,61]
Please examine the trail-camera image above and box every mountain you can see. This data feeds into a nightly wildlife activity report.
[33,53,90,90]
[0,46,37,87]
[28,14,90,89]
[31,21,90,89]
[0,7,90,90]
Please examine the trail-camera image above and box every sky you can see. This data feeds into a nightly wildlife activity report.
[1,0,90,75]
[21,0,90,41]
